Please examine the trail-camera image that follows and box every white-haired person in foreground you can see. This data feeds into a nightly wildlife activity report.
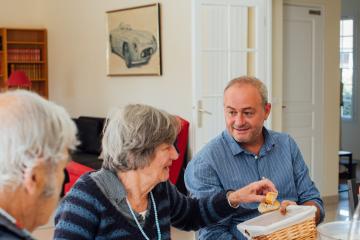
[54,103,277,240]
[0,90,77,239]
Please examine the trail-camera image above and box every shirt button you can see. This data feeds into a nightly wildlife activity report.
[254,155,258,159]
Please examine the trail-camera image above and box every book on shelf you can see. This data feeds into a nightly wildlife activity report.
[10,64,42,81]
[0,50,2,76]
[7,48,41,62]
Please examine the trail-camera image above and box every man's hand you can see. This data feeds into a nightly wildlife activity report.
[227,179,277,207]
[303,201,322,224]
[280,200,321,224]
[279,200,297,215]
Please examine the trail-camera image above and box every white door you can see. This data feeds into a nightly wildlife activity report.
[193,0,271,153]
[283,4,324,186]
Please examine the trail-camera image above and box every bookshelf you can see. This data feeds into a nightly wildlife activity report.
[0,31,4,90]
[0,28,48,98]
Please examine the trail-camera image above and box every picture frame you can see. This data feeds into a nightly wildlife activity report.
[106,3,162,76]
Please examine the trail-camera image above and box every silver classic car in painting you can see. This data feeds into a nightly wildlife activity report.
[106,3,161,75]
[109,23,157,68]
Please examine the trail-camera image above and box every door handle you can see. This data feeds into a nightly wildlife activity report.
[198,108,212,115]
[197,100,212,128]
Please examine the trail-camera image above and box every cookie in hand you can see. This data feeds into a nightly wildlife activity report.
[258,192,280,214]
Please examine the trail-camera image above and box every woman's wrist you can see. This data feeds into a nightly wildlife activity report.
[226,190,240,208]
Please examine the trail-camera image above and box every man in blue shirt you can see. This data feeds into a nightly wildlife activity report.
[185,76,324,240]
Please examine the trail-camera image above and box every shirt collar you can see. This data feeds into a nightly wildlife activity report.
[223,130,244,155]
[0,208,33,239]
[115,174,127,201]
[0,208,16,224]
[262,128,276,153]
[91,168,127,203]
[223,127,276,156]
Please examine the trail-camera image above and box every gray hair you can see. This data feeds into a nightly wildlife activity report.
[102,104,179,172]
[224,76,268,106]
[0,90,78,190]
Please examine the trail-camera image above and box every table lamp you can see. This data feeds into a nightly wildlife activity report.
[7,70,32,89]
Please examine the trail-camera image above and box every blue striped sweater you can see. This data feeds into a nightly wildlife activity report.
[54,170,242,240]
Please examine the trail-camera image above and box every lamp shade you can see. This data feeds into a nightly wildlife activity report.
[7,70,31,88]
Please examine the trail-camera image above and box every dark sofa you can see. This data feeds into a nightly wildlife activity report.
[72,116,105,169]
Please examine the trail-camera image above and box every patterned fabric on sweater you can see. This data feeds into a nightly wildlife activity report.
[90,169,147,227]
[54,169,242,240]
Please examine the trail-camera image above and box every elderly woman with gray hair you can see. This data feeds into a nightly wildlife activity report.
[54,104,276,240]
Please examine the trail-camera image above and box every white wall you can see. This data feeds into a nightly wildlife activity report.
[341,0,360,160]
[0,0,46,27]
[0,0,192,120]
[44,0,193,121]
[271,0,283,131]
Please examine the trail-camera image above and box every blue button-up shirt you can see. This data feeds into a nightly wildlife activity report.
[185,128,324,240]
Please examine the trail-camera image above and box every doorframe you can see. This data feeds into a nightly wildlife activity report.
[191,0,272,154]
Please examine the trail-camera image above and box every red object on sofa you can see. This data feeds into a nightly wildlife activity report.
[64,116,189,195]
[64,161,93,194]
[169,117,189,184]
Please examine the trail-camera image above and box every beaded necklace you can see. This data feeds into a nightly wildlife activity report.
[126,192,161,240]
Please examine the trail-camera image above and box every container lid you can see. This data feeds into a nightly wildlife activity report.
[237,205,316,238]
[317,221,355,240]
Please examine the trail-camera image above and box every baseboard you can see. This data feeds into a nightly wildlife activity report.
[322,194,339,205]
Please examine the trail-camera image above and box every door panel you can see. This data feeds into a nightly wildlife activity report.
[193,0,271,152]
[283,5,324,187]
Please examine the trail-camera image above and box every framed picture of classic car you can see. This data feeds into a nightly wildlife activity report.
[106,3,161,76]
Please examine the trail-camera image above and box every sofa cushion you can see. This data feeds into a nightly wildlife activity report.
[169,117,189,185]
[64,161,93,195]
[71,152,103,170]
[75,116,105,155]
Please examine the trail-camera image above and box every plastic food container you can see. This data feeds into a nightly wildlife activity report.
[237,205,317,240]
[317,221,351,240]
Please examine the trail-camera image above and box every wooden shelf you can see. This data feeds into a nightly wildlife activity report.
[31,78,46,82]
[0,28,48,98]
[8,61,45,64]
[7,41,45,45]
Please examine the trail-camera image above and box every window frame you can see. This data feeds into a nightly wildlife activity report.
[340,17,357,121]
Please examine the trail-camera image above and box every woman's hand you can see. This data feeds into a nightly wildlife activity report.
[227,179,277,207]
